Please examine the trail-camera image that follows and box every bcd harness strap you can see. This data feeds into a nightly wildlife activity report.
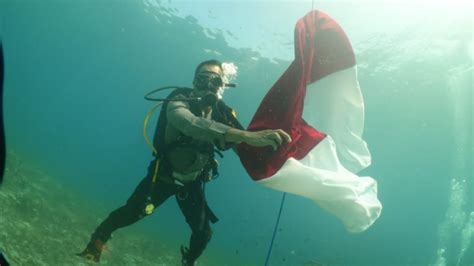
[142,88,243,216]
[144,88,241,187]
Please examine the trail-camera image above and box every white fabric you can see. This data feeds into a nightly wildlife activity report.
[258,137,381,233]
[257,66,382,233]
[303,67,371,173]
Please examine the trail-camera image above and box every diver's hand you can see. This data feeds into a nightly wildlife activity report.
[243,129,292,150]
[225,128,292,151]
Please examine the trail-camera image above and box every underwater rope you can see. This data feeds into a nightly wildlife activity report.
[264,192,287,266]
[266,2,314,263]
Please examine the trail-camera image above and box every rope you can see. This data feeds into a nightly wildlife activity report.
[264,1,313,263]
[264,192,287,266]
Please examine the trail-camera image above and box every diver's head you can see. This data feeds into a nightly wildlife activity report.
[193,60,225,106]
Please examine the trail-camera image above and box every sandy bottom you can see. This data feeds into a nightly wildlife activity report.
[0,151,239,266]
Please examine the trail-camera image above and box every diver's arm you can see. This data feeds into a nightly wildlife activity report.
[167,99,231,143]
[167,97,291,149]
[215,104,291,149]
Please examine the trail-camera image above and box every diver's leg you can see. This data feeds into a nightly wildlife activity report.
[78,176,177,262]
[176,181,213,265]
[93,177,173,241]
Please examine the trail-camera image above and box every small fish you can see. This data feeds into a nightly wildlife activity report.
[303,260,327,266]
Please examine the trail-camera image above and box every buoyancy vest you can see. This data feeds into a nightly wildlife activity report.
[152,88,243,183]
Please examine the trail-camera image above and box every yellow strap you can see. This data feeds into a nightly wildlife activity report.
[143,102,163,156]
[143,102,163,183]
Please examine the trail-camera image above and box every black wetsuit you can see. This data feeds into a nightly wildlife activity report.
[91,157,216,262]
[86,89,241,262]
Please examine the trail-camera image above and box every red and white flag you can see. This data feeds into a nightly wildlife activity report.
[238,10,382,233]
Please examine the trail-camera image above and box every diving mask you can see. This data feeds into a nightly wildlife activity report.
[194,71,224,92]
[194,71,236,92]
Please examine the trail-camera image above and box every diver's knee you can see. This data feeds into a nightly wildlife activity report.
[194,228,212,241]
[112,202,150,220]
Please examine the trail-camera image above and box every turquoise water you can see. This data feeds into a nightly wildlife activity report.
[1,0,472,265]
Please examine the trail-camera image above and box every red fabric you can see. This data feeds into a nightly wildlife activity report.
[237,10,356,180]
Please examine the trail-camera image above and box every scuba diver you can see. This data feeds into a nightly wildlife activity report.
[77,59,291,265]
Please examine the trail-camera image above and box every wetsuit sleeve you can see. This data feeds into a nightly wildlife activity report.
[166,99,231,143]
